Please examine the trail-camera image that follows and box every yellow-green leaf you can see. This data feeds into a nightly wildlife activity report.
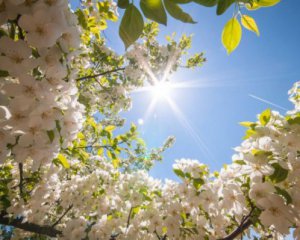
[239,121,256,128]
[164,0,196,23]
[105,125,116,133]
[119,4,144,49]
[259,108,271,126]
[112,158,120,168]
[241,15,260,36]
[57,154,70,169]
[107,150,112,159]
[255,0,281,7]
[97,148,104,156]
[140,0,167,25]
[222,18,242,54]
[246,0,281,10]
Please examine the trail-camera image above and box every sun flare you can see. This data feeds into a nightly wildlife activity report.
[152,81,172,99]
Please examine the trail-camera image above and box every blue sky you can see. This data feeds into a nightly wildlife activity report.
[71,0,300,180]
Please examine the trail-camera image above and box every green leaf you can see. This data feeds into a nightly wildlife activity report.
[0,29,7,38]
[193,0,217,7]
[233,160,246,165]
[164,0,196,23]
[239,121,257,129]
[118,0,129,8]
[140,0,167,25]
[47,130,55,143]
[75,9,87,30]
[269,163,288,183]
[255,0,281,7]
[286,114,300,125]
[241,15,260,36]
[105,125,116,133]
[243,128,256,139]
[275,186,292,204]
[193,178,204,189]
[112,158,120,168]
[97,148,104,156]
[131,206,141,218]
[56,154,70,169]
[251,149,272,158]
[0,70,9,77]
[172,0,192,3]
[222,17,242,54]
[259,108,271,126]
[217,0,235,15]
[119,4,144,49]
[174,168,185,178]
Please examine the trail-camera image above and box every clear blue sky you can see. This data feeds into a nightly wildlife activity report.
[71,0,300,180]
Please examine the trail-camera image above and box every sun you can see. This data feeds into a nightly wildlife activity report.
[152,81,172,99]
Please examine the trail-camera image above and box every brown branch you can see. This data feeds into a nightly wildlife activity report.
[0,212,62,237]
[76,68,125,81]
[219,219,252,240]
[126,207,133,229]
[52,204,73,228]
[154,231,161,240]
[18,163,24,198]
[219,208,255,240]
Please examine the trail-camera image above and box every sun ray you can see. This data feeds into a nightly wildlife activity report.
[143,97,158,122]
[165,97,217,166]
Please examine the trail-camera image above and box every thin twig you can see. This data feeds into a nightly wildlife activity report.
[52,205,73,228]
[154,230,161,240]
[18,163,24,198]
[76,68,125,81]
[126,207,133,229]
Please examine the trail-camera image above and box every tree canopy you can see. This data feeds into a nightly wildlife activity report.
[1,0,300,240]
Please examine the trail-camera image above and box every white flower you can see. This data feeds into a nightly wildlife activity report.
[19,9,62,48]
[222,184,246,215]
[249,181,275,203]
[29,106,60,131]
[2,75,42,100]
[0,37,36,77]
[0,105,11,121]
[38,46,67,78]
[258,194,295,235]
[59,26,81,52]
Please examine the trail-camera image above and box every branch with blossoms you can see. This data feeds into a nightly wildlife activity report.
[218,207,256,240]
[0,212,61,238]
[76,68,125,81]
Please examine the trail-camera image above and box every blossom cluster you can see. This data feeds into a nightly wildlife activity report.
[2,93,300,239]
[0,0,85,167]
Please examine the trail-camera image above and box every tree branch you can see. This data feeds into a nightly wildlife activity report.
[76,68,125,81]
[219,219,252,240]
[219,208,254,240]
[0,212,62,237]
[52,205,73,228]
[126,207,133,229]
[18,163,24,198]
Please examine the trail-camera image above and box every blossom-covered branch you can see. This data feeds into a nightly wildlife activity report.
[0,213,61,237]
